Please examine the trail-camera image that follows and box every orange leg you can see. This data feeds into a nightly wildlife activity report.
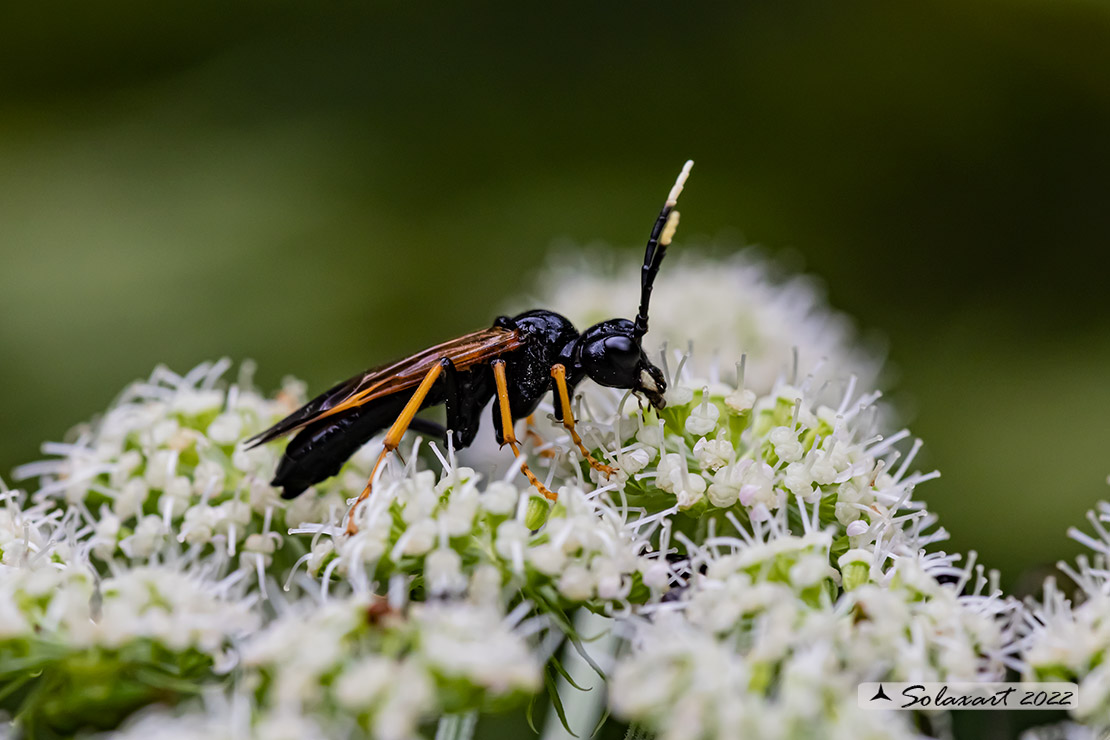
[492,360,557,501]
[550,364,616,478]
[346,362,444,535]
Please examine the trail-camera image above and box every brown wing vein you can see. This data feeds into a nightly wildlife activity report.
[244,327,522,447]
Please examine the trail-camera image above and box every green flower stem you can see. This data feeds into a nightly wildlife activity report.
[434,711,478,740]
[541,610,613,740]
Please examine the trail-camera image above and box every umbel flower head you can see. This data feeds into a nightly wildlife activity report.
[2,348,1018,739]
[239,597,542,740]
[0,361,555,738]
[608,547,1014,740]
[509,346,942,565]
[515,351,1016,739]
[1020,500,1110,731]
[0,487,259,735]
[288,339,940,599]
[9,360,356,592]
[272,342,1016,737]
[2,234,1019,739]
[93,595,544,740]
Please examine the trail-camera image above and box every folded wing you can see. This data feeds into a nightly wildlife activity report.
[244,326,523,448]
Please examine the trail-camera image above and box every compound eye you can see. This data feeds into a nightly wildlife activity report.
[603,335,639,369]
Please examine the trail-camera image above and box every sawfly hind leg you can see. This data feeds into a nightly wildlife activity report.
[346,361,446,535]
[550,363,617,478]
[491,359,557,502]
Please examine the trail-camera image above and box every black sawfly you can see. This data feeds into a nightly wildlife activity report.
[246,161,693,533]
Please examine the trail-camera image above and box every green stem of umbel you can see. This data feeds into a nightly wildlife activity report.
[435,712,478,740]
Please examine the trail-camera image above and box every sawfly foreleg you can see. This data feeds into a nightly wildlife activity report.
[551,363,616,478]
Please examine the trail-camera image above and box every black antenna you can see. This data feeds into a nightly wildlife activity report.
[634,160,693,341]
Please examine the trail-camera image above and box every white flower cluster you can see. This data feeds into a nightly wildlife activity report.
[74,596,541,740]
[1020,501,1110,730]
[10,359,347,592]
[518,247,882,393]
[1,240,1023,739]
[611,613,922,740]
[97,693,327,740]
[0,560,256,653]
[290,340,937,616]
[297,458,663,611]
[239,598,541,740]
[608,529,1014,740]
[840,557,1013,681]
[520,349,941,571]
[0,487,258,735]
[490,350,1017,738]
[2,347,1019,740]
[0,362,553,738]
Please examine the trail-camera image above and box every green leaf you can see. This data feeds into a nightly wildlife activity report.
[590,707,612,738]
[564,630,605,679]
[544,665,578,738]
[549,653,591,693]
[525,692,539,734]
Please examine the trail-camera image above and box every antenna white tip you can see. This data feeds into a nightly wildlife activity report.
[665,160,694,207]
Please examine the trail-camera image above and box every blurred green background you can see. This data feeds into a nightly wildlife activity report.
[3,0,1109,597]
